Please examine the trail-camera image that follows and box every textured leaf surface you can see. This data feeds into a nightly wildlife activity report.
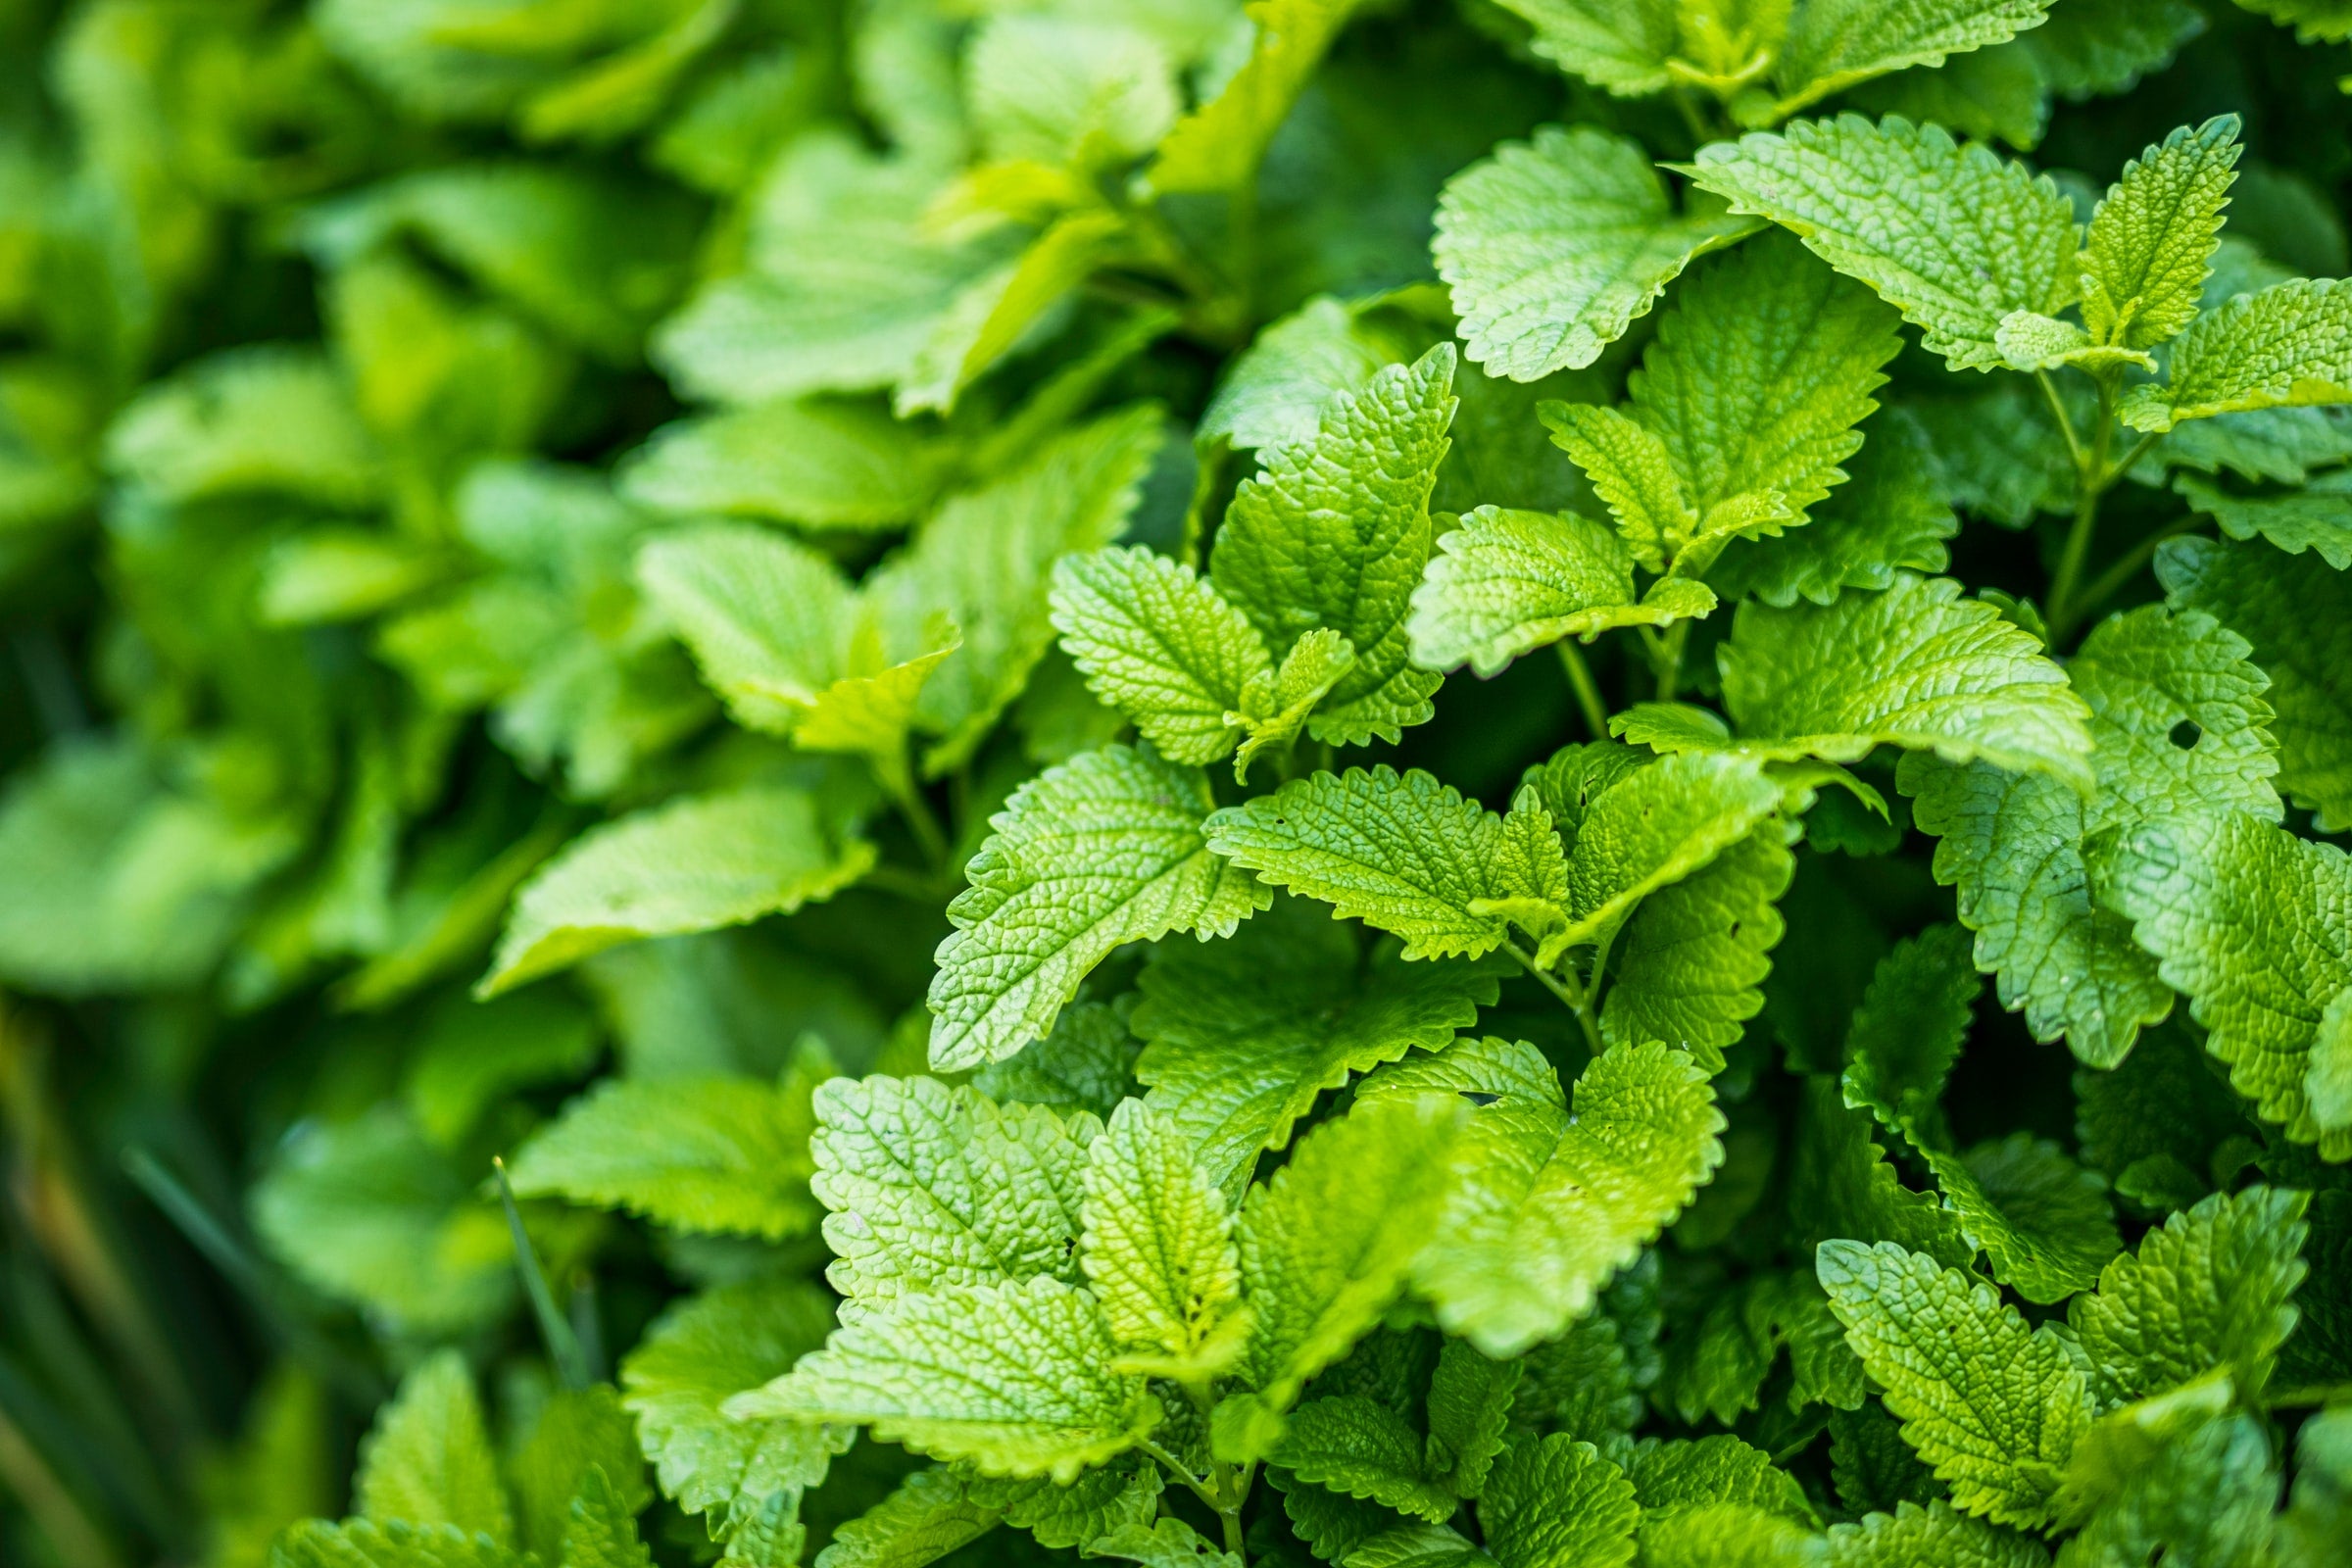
[1361,1038,1724,1356]
[1209,347,1455,745]
[1235,1095,1463,1415]
[1050,546,1271,766]
[505,1074,819,1239]
[357,1351,513,1544]
[1080,1100,1244,1367]
[1435,125,1761,381]
[929,745,1267,1070]
[484,786,874,995]
[1816,1241,2092,1526]
[269,1520,526,1568]
[1202,766,1557,961]
[812,1468,1000,1568]
[619,1279,846,1525]
[1777,2,2057,112]
[1564,751,1787,949]
[2069,1185,2310,1408]
[2178,470,2352,569]
[2160,535,2352,830]
[2121,276,2352,430]
[1679,573,2094,789]
[2093,808,2352,1157]
[1707,409,1957,608]
[1599,827,1794,1072]
[1481,1434,1640,1568]
[741,1277,1156,1482]
[1684,116,2078,371]
[2080,117,2240,351]
[1821,1500,2048,1568]
[808,1074,1095,1306]
[1150,0,1364,194]
[1903,605,2279,1066]
[1269,1397,1456,1522]
[1924,1135,2119,1303]
[1407,507,1680,678]
[1130,897,1497,1191]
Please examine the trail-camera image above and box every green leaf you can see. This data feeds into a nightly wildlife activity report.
[1591,821,1788,1078]
[1565,751,1790,950]
[1210,345,1456,746]
[1434,124,1763,382]
[1488,0,1679,96]
[1085,1516,1242,1568]
[1633,1502,1821,1568]
[970,1456,1162,1549]
[561,1466,652,1568]
[929,744,1267,1071]
[1200,295,1426,453]
[2074,1021,2255,1213]
[504,1072,822,1240]
[1362,1038,1725,1357]
[1611,230,1904,559]
[812,1468,1001,1568]
[2069,1184,2310,1409]
[1815,1240,2093,1527]
[619,399,949,531]
[357,1350,513,1545]
[808,1074,1096,1306]
[1050,545,1273,767]
[1201,767,1559,961]
[2178,470,2352,569]
[1682,116,2078,372]
[973,1001,1139,1122]
[1407,505,1712,678]
[965,16,1178,170]
[1820,1500,2047,1568]
[651,135,1015,404]
[1270,1397,1458,1522]
[1150,0,1366,193]
[897,210,1131,417]
[871,405,1165,773]
[1827,1405,1944,1520]
[636,521,956,759]
[2080,117,2241,351]
[2091,808,2352,1158]
[268,1520,526,1568]
[1079,1100,1244,1372]
[251,1107,514,1335]
[1130,897,1499,1193]
[481,785,876,996]
[105,346,380,506]
[1233,1094,1465,1419]
[1480,1434,1640,1568]
[1840,924,1979,1145]
[1922,1135,2120,1303]
[2160,534,2352,831]
[1787,1083,1976,1270]
[2279,1404,2352,1568]
[1904,604,2279,1067]
[1629,1435,1819,1526]
[1425,1340,1521,1498]
[735,1277,1158,1484]
[619,1280,847,1527]
[2122,276,2352,430]
[1639,573,2095,790]
[1775,2,2058,115]
[2054,1396,2278,1568]
[1737,461,1951,587]
[1541,405,1696,575]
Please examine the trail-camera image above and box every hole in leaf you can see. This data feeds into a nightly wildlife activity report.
[2170,719,2202,750]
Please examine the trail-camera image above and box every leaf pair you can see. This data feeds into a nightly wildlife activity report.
[745,1081,1464,1488]
[1818,1185,2310,1527]
[1410,231,1899,677]
[1053,345,1459,775]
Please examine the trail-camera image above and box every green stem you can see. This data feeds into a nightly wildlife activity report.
[2058,514,2204,641]
[2046,382,2116,640]
[492,1159,596,1391]
[2034,369,2087,472]
[860,863,946,904]
[885,759,950,868]
[1653,620,1691,704]
[1555,641,1610,740]
[1502,941,1604,1056]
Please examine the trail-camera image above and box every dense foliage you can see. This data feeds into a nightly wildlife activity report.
[6,1,2352,1565]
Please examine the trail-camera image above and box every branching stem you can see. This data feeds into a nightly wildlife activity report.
[1502,940,1604,1055]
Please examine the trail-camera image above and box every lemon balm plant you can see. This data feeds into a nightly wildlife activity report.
[3,2,2352,1568]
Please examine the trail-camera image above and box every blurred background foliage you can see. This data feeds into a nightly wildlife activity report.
[0,0,2349,1564]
